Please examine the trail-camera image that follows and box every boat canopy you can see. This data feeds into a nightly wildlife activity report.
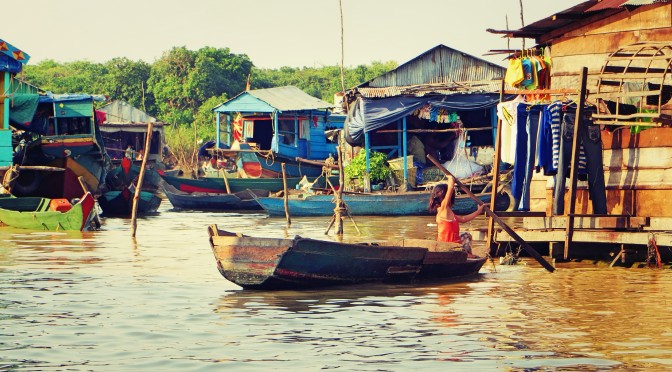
[10,93,105,134]
[345,93,503,143]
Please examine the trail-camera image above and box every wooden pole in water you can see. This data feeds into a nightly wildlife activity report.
[487,79,506,252]
[564,67,588,260]
[281,163,291,227]
[131,122,153,237]
[427,154,555,272]
[335,137,345,235]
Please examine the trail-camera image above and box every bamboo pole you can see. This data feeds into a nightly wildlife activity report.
[564,67,589,260]
[131,123,153,237]
[335,139,345,235]
[427,155,555,272]
[281,163,291,227]
[487,80,506,253]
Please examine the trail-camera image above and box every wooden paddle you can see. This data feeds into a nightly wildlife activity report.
[427,154,555,272]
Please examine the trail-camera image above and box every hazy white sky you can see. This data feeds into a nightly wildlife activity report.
[5,0,579,69]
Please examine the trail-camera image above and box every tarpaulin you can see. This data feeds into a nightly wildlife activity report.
[345,93,504,143]
[8,93,39,129]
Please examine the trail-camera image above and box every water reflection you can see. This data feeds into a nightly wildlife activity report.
[2,204,672,370]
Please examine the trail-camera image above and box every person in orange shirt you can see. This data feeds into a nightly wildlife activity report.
[428,176,484,257]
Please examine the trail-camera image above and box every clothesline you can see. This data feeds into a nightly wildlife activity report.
[376,127,492,134]
[504,89,579,95]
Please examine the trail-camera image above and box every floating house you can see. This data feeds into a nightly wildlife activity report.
[97,100,166,163]
[485,0,672,264]
[213,86,344,178]
[343,44,507,189]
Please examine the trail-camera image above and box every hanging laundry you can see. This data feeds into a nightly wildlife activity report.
[505,58,524,86]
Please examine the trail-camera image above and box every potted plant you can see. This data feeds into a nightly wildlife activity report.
[344,150,391,191]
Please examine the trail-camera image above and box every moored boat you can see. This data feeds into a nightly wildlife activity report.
[162,183,266,211]
[98,187,162,217]
[207,225,487,290]
[254,190,508,217]
[160,173,338,194]
[0,192,96,231]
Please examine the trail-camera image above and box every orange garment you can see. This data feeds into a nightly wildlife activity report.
[437,216,460,243]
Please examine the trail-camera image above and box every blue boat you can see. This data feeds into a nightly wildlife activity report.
[208,225,487,290]
[254,191,498,217]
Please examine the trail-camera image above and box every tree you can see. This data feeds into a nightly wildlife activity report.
[100,58,154,114]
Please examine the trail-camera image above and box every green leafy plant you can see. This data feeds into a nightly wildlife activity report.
[344,150,391,184]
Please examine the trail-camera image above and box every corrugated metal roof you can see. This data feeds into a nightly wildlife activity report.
[359,45,505,90]
[494,0,671,39]
[355,80,503,98]
[214,86,333,113]
[586,0,629,11]
[623,0,668,5]
[98,100,159,124]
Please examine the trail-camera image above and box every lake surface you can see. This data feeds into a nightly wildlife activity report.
[2,203,672,371]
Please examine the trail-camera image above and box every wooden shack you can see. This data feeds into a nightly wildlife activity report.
[485,0,672,264]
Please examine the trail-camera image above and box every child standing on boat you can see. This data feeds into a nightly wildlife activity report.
[428,176,484,257]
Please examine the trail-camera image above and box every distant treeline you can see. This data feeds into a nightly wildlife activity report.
[23,46,397,139]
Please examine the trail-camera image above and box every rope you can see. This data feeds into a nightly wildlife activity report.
[1,165,19,192]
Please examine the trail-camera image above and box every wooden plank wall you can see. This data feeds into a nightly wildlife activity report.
[542,127,672,217]
[549,3,672,90]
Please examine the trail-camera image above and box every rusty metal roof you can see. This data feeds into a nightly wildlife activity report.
[487,0,671,40]
[356,45,505,95]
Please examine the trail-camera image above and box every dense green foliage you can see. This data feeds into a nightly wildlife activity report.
[23,47,396,132]
[22,47,397,171]
[344,150,391,184]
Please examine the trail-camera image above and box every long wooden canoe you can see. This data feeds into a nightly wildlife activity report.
[207,225,487,290]
[160,173,338,194]
[254,191,503,217]
[162,183,266,211]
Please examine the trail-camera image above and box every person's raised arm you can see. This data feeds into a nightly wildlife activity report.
[456,204,485,224]
[441,176,456,209]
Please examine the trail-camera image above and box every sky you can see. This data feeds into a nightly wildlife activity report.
[4,0,581,69]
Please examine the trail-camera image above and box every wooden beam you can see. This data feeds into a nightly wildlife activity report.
[487,80,505,253]
[564,67,588,260]
[523,216,649,230]
[495,229,672,246]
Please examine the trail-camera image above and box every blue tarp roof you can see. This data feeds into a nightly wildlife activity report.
[345,93,504,143]
[213,86,334,114]
[0,54,23,73]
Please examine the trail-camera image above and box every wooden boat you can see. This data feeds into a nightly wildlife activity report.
[97,187,162,216]
[160,173,338,194]
[208,225,487,290]
[162,183,266,211]
[0,192,96,231]
[254,191,507,217]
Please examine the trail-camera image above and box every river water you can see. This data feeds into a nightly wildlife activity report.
[2,203,672,371]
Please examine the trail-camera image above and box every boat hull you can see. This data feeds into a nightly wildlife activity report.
[98,189,162,216]
[160,174,337,194]
[163,184,265,211]
[0,192,96,231]
[208,225,486,290]
[255,192,498,217]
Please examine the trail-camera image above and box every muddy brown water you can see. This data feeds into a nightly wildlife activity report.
[1,203,671,370]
